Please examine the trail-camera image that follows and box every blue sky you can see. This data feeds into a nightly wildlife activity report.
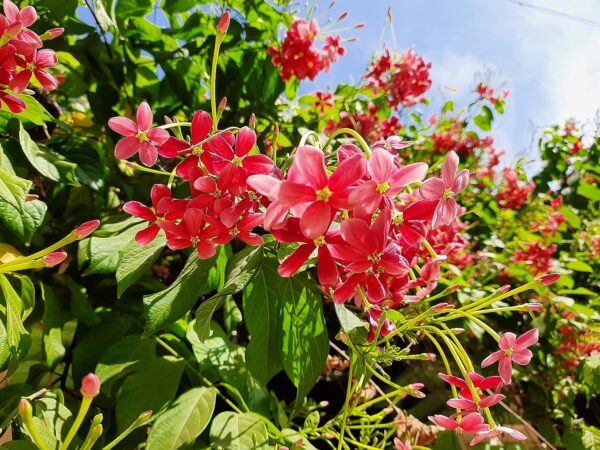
[300,0,600,166]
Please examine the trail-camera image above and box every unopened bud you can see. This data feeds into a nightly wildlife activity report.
[41,27,64,40]
[410,383,424,390]
[81,373,101,398]
[325,433,335,440]
[538,273,560,286]
[527,302,544,312]
[218,97,227,113]
[498,284,511,294]
[448,284,460,292]
[163,116,173,124]
[25,194,39,201]
[18,399,32,419]
[319,400,329,408]
[87,424,103,445]
[217,11,230,36]
[433,302,454,311]
[43,251,67,267]
[337,12,348,22]
[354,23,365,29]
[91,413,103,427]
[451,328,465,334]
[249,113,256,129]
[137,410,153,422]
[423,353,436,361]
[74,220,100,239]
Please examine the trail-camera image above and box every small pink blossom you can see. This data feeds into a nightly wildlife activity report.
[80,373,101,397]
[73,220,100,239]
[481,329,538,385]
[108,102,170,167]
[470,426,527,446]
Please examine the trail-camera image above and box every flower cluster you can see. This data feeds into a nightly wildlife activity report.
[268,18,345,81]
[476,82,509,105]
[495,167,535,210]
[511,242,557,277]
[112,104,274,257]
[249,148,468,313]
[430,329,538,445]
[431,121,494,156]
[365,48,432,109]
[0,0,62,112]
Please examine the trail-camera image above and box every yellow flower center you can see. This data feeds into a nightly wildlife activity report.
[232,155,244,167]
[316,186,333,202]
[135,130,149,143]
[443,187,454,199]
[26,62,36,71]
[392,212,404,225]
[313,236,326,247]
[376,181,391,194]
[368,253,381,264]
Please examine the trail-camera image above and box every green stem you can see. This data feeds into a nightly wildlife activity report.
[60,395,93,450]
[324,127,371,156]
[158,122,191,130]
[0,260,45,273]
[336,363,355,450]
[127,162,172,176]
[0,235,76,271]
[210,36,224,131]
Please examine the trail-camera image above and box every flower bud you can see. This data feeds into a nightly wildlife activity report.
[18,398,32,419]
[337,12,348,22]
[498,284,511,294]
[137,410,153,422]
[527,302,544,312]
[218,97,227,113]
[43,251,67,267]
[74,220,100,239]
[81,373,101,398]
[217,11,230,36]
[538,273,560,286]
[319,400,329,408]
[25,194,39,201]
[410,383,424,390]
[248,113,256,130]
[433,302,454,312]
[41,27,64,40]
[451,328,465,334]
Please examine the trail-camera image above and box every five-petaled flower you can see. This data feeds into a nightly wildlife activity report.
[481,329,539,385]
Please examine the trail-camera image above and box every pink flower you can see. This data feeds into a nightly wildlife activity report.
[277,145,366,239]
[108,102,170,167]
[11,48,57,92]
[158,207,220,259]
[438,372,502,401]
[81,373,101,398]
[123,184,186,245]
[470,426,527,446]
[349,147,428,216]
[43,251,67,267]
[419,151,468,227]
[429,412,489,433]
[393,438,411,450]
[481,329,538,385]
[366,306,396,342]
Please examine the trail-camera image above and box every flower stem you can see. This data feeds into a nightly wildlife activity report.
[324,127,371,156]
[210,35,224,132]
[60,395,93,450]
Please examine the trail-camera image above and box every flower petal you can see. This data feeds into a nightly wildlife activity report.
[419,178,445,200]
[368,147,394,183]
[441,150,459,187]
[278,243,314,277]
[235,126,256,156]
[114,136,141,160]
[136,101,153,130]
[191,110,212,143]
[300,201,332,239]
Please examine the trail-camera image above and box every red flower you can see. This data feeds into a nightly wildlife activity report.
[203,126,274,196]
[348,147,428,216]
[159,207,220,259]
[277,145,366,238]
[123,184,186,245]
[429,412,489,433]
[271,218,340,286]
[108,102,170,167]
[11,48,57,92]
[419,151,469,227]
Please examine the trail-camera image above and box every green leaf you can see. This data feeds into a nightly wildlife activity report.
[582,426,600,450]
[567,260,593,273]
[115,0,152,20]
[243,257,284,384]
[195,246,263,341]
[144,252,217,336]
[209,412,269,450]
[0,274,28,364]
[95,335,156,388]
[40,283,70,369]
[116,356,184,432]
[146,387,217,450]
[335,304,368,333]
[116,234,166,297]
[17,122,60,181]
[577,181,600,201]
[0,199,46,245]
[0,95,53,126]
[83,222,146,275]
[280,273,328,407]
[281,428,319,449]
[473,105,493,132]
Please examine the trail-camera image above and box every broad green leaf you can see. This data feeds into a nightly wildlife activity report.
[83,222,146,275]
[577,181,600,201]
[335,304,368,333]
[40,284,70,369]
[0,168,30,209]
[243,257,284,384]
[567,260,593,273]
[116,356,184,432]
[115,0,152,19]
[17,122,60,181]
[0,319,8,370]
[280,273,328,408]
[0,274,28,363]
[210,412,269,450]
[195,246,263,341]
[34,391,74,443]
[146,387,217,450]
[95,335,156,388]
[281,428,319,450]
[0,95,53,126]
[144,252,217,336]
[0,199,46,245]
[0,441,38,449]
[116,233,166,297]
[473,105,493,132]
